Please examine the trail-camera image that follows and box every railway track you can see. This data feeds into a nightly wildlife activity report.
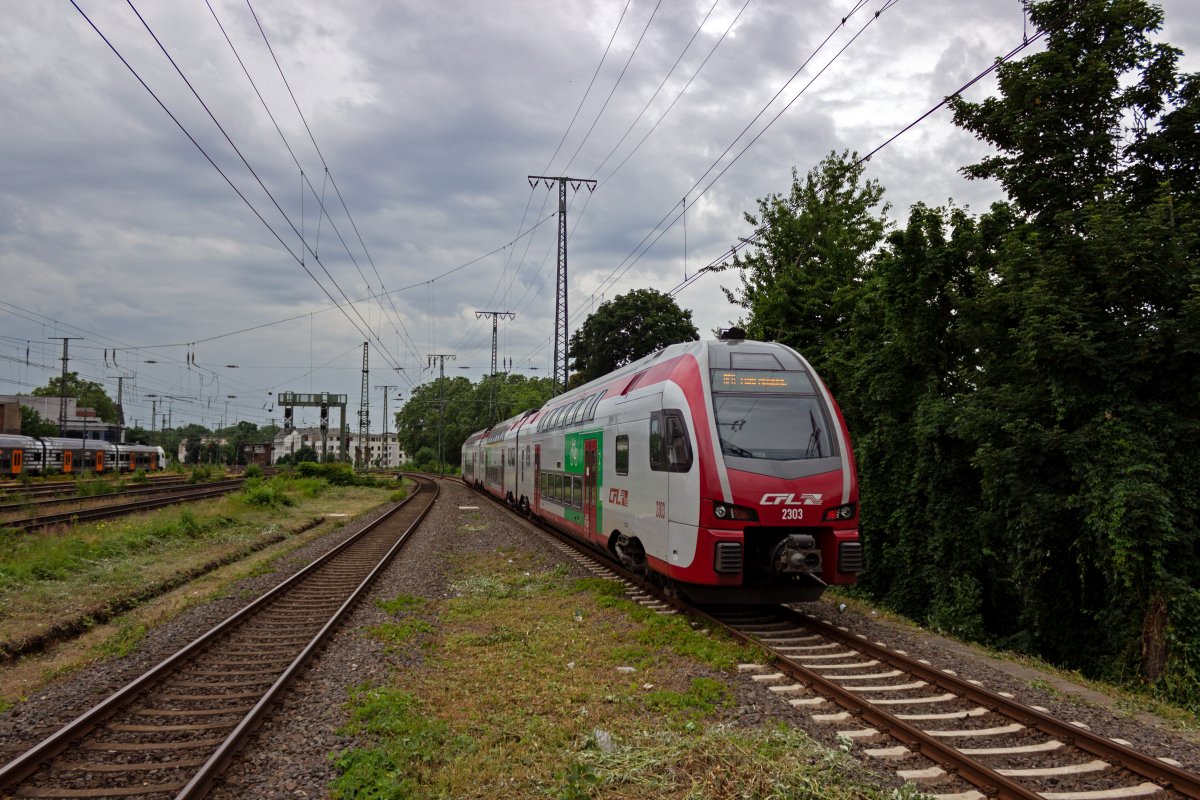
[0,476,185,500]
[473,485,1200,800]
[0,480,248,532]
[0,475,436,799]
[0,478,200,514]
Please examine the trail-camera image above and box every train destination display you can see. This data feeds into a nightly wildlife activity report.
[711,369,815,393]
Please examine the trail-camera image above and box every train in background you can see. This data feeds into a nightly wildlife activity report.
[0,434,167,477]
[463,331,861,604]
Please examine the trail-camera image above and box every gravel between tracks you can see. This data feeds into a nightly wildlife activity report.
[3,478,1198,798]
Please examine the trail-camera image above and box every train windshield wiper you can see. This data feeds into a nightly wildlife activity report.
[722,440,755,458]
[804,409,823,459]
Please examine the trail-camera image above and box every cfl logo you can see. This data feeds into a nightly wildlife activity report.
[760,493,823,506]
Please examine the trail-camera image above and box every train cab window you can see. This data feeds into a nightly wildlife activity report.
[730,352,784,370]
[615,435,629,475]
[649,411,692,473]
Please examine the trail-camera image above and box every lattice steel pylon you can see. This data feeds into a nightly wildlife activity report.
[475,311,515,375]
[357,342,369,470]
[529,175,596,394]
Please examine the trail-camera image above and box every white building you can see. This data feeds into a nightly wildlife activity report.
[273,427,406,467]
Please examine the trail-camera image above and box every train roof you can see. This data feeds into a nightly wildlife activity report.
[463,338,810,447]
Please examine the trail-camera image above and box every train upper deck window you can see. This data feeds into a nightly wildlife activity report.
[571,396,591,425]
[713,394,832,461]
[711,369,815,394]
[585,390,606,421]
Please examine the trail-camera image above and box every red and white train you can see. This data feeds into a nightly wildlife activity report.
[462,331,861,604]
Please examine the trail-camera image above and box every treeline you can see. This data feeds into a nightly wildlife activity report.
[395,373,555,468]
[724,0,1200,705]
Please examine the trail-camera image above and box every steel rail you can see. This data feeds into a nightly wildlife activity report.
[778,606,1200,798]
[0,477,220,513]
[0,480,245,531]
[177,475,439,799]
[0,476,435,793]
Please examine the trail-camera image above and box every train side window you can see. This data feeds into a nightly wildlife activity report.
[649,415,664,471]
[615,435,629,475]
[665,412,693,472]
[649,411,692,472]
[573,477,582,508]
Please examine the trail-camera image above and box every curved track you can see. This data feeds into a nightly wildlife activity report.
[0,475,437,799]
[469,482,1200,800]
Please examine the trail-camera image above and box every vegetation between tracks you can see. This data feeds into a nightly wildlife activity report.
[332,550,900,799]
[0,471,403,659]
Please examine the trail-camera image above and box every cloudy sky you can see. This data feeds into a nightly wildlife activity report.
[2,0,1198,432]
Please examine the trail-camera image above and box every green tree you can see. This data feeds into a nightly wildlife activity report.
[568,289,699,385]
[720,151,889,394]
[32,372,118,423]
[949,0,1180,224]
[19,406,58,437]
[948,0,1200,684]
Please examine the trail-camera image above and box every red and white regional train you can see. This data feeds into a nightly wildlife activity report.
[462,331,861,604]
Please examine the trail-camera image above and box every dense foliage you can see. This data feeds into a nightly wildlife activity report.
[724,0,1200,705]
[568,288,699,386]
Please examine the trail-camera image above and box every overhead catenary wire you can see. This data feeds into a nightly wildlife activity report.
[72,2,405,382]
[204,0,424,367]
[239,0,426,367]
[511,0,889,370]
[667,28,1048,298]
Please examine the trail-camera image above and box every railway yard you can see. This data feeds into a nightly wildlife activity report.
[0,475,1197,799]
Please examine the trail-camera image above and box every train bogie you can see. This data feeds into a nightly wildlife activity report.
[463,335,861,605]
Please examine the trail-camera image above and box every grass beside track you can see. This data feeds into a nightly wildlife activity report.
[0,475,401,657]
[332,548,904,800]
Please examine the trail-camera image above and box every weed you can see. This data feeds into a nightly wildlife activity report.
[375,594,426,615]
[369,619,435,649]
[644,677,732,722]
[129,468,149,484]
[94,620,147,659]
[330,686,474,799]
[554,762,600,800]
[891,784,936,800]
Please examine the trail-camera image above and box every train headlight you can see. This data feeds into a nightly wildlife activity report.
[712,501,757,522]
[823,503,856,521]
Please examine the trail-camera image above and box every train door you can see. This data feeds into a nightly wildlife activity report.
[63,450,74,474]
[95,451,105,473]
[12,449,22,476]
[584,438,598,541]
[533,445,541,512]
[129,453,136,471]
[149,453,157,470]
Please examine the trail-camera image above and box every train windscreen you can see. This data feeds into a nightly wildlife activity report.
[711,370,831,460]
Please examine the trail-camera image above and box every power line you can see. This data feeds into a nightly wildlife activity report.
[70,2,403,380]
[667,29,1048,298]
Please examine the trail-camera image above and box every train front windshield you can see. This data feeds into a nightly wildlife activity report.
[711,369,832,461]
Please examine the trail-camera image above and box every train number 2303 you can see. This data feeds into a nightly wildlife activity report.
[655,501,667,519]
[781,508,804,520]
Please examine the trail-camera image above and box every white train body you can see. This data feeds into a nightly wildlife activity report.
[462,336,861,604]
